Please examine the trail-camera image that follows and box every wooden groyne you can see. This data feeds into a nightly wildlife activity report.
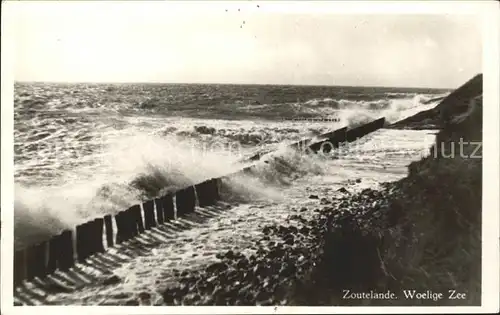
[244,117,386,161]
[13,178,222,286]
[13,117,386,288]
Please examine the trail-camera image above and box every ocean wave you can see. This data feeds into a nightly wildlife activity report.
[13,129,335,248]
[13,83,447,249]
[14,82,448,121]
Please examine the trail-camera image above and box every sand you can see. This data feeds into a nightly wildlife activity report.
[14,128,434,305]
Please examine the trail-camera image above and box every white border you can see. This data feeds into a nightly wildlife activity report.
[1,1,499,314]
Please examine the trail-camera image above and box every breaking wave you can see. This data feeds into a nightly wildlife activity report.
[13,83,448,248]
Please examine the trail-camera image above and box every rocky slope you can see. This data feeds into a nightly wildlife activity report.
[388,74,482,130]
[290,74,483,306]
[14,75,482,306]
[153,74,483,306]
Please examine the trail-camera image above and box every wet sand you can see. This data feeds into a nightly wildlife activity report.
[14,129,435,305]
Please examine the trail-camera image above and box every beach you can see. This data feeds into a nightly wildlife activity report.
[13,81,455,305]
[14,83,445,249]
[5,1,493,309]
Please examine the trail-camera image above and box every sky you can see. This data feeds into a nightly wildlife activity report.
[8,1,483,89]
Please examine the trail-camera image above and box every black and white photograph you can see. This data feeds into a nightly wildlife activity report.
[1,0,499,313]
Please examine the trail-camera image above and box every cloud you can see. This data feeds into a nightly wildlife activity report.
[10,3,482,88]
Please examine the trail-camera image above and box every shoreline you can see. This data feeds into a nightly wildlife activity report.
[12,74,482,306]
[156,75,482,306]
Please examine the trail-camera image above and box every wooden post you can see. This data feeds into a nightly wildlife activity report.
[143,200,156,229]
[25,246,36,281]
[194,181,205,207]
[46,234,60,274]
[37,241,48,278]
[76,222,91,262]
[86,220,97,257]
[121,209,131,241]
[122,209,134,241]
[125,206,138,238]
[196,179,216,207]
[212,178,221,201]
[104,215,114,248]
[14,249,26,286]
[115,211,125,244]
[175,186,196,217]
[132,204,145,234]
[94,218,105,253]
[119,207,134,242]
[154,198,164,225]
[188,186,196,213]
[195,180,207,207]
[59,230,74,271]
[162,194,175,221]
[26,242,47,280]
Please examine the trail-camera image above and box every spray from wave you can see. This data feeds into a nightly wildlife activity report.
[219,146,326,203]
[14,129,329,248]
[13,86,447,248]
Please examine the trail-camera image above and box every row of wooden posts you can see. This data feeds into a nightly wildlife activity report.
[13,117,387,287]
[13,178,222,286]
[247,117,386,161]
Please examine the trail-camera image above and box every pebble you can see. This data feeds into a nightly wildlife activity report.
[158,183,399,305]
[102,275,121,286]
[124,299,139,306]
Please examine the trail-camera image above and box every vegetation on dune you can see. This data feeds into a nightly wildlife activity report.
[158,74,483,306]
[290,74,483,305]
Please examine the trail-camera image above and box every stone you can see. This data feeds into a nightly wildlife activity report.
[224,250,235,260]
[102,275,121,286]
[138,292,151,300]
[163,292,175,304]
[337,187,349,193]
[206,262,229,274]
[125,299,139,306]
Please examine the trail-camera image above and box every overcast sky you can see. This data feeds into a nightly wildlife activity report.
[9,2,482,88]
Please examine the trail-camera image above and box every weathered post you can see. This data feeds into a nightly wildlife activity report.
[104,215,114,248]
[143,200,156,229]
[26,241,48,280]
[175,186,196,217]
[46,234,60,274]
[76,221,91,262]
[162,194,175,221]
[132,205,145,234]
[14,249,26,285]
[154,198,164,225]
[59,230,74,271]
[94,218,105,253]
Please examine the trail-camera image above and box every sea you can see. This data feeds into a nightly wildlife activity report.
[13,82,448,248]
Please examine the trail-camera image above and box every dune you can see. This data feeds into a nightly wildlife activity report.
[388,74,482,130]
[289,73,483,305]
[13,75,482,306]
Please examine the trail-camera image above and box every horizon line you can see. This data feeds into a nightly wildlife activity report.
[13,80,454,91]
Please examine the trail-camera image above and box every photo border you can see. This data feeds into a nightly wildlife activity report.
[1,1,498,314]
